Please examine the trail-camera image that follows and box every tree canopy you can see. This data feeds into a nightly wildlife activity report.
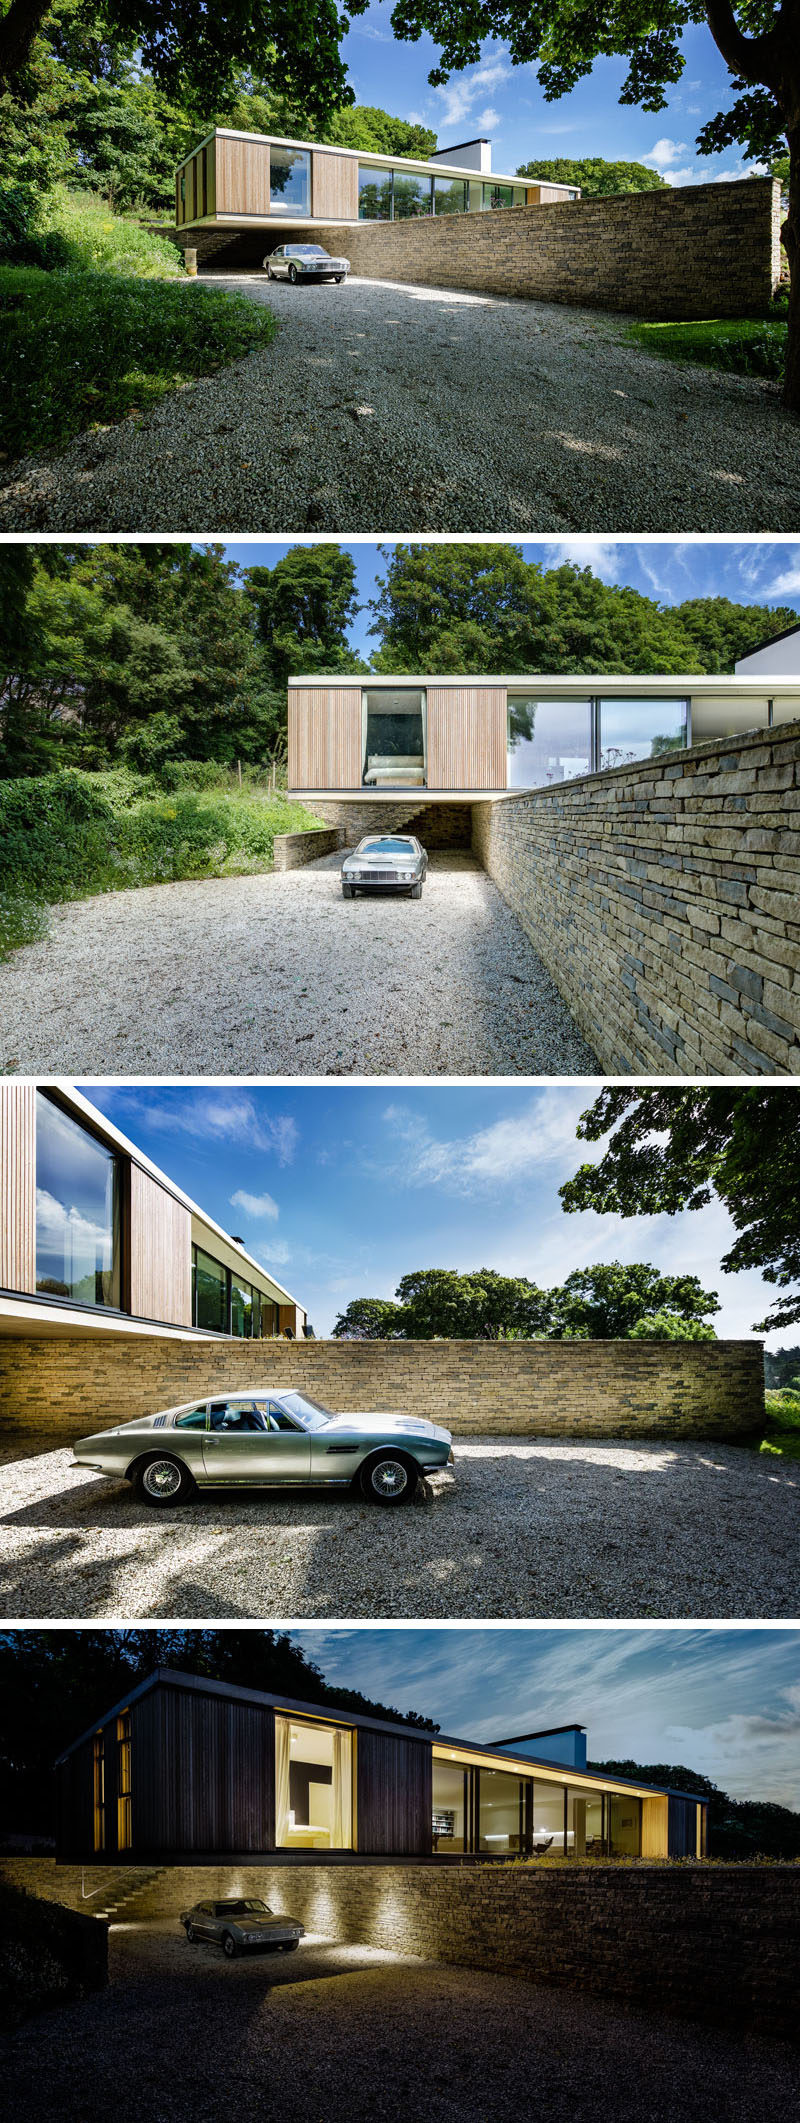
[517,158,667,195]
[332,1261,719,1340]
[560,1089,800,1330]
[591,1759,800,1859]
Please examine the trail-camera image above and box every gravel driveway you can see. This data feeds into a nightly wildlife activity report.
[0,850,597,1076]
[1,1918,797,2122]
[2,1436,797,1621]
[2,274,798,531]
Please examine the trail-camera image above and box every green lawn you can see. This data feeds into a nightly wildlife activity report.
[624,315,787,382]
[0,189,275,458]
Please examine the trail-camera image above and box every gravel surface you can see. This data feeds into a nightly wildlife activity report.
[2,1436,797,1621]
[0,850,598,1076]
[2,274,798,532]
[1,1917,797,2122]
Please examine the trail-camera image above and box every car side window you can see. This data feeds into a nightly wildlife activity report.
[209,1401,266,1433]
[268,1401,300,1432]
[174,1406,208,1429]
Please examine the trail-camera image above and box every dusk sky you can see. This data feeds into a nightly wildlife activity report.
[290,1624,800,1807]
[84,1082,793,1344]
[338,3,771,190]
[208,540,800,662]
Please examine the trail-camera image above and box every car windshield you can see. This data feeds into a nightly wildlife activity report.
[289,245,327,257]
[359,838,415,855]
[214,1900,270,1915]
[278,1390,333,1431]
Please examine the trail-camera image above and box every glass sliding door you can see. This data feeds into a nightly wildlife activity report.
[599,696,688,770]
[478,1768,529,1854]
[432,1759,468,1850]
[275,1716,354,1849]
[363,687,426,787]
[230,1277,254,1338]
[507,696,592,788]
[192,1246,228,1332]
[532,1780,568,1854]
[35,1092,121,1309]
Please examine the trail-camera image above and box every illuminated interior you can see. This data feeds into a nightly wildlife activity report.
[116,1711,132,1851]
[92,1732,105,1853]
[432,1746,650,1857]
[275,1716,354,1850]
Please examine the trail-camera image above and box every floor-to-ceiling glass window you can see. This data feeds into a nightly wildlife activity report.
[433,176,469,214]
[230,1276,254,1338]
[269,146,310,213]
[482,182,525,209]
[35,1093,121,1308]
[532,1780,568,1853]
[478,1768,529,1854]
[192,1246,228,1332]
[609,1793,641,1855]
[507,696,592,788]
[598,696,688,770]
[691,695,771,742]
[362,687,427,786]
[358,167,393,219]
[116,1711,132,1850]
[432,1758,468,1850]
[92,1732,105,1852]
[392,171,433,217]
[275,1716,354,1849]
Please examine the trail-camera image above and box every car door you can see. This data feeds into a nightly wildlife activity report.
[272,246,285,277]
[201,1399,311,1485]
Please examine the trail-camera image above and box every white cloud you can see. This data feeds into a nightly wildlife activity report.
[642,137,688,172]
[764,564,800,599]
[381,1089,599,1195]
[543,539,624,583]
[261,1238,292,1265]
[230,1188,279,1221]
[135,1092,298,1165]
[435,57,511,132]
[479,107,501,130]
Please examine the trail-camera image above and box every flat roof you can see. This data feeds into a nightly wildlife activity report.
[290,671,800,696]
[175,126,571,194]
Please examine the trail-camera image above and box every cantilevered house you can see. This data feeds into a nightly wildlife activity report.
[173,129,578,265]
[56,1669,708,1866]
[0,1084,307,1345]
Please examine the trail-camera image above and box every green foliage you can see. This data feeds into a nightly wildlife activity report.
[332,1297,404,1339]
[517,157,667,195]
[546,1263,719,1340]
[247,545,367,689]
[764,1345,800,1391]
[368,544,799,677]
[0,888,49,962]
[0,256,274,455]
[591,1758,800,1860]
[44,183,182,273]
[560,1089,800,1331]
[332,1261,718,1340]
[627,1310,717,1340]
[625,316,787,383]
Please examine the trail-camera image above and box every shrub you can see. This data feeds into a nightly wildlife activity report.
[46,187,183,278]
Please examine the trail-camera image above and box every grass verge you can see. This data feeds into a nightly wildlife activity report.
[624,314,787,382]
[0,767,323,961]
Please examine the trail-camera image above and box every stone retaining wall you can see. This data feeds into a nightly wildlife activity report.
[311,798,474,847]
[316,177,779,319]
[272,826,343,869]
[16,1860,797,2039]
[1,1333,764,1447]
[472,718,800,1075]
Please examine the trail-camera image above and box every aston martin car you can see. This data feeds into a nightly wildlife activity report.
[341,834,428,899]
[181,1898,305,1957]
[71,1387,454,1508]
[264,243,350,283]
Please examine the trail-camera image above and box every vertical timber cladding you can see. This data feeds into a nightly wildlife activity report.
[127,1164,192,1326]
[427,686,507,789]
[0,1082,36,1296]
[641,1795,669,1857]
[356,1729,433,1854]
[289,685,362,787]
[668,1794,700,1858]
[312,149,359,221]
[215,133,271,217]
[155,1684,276,1853]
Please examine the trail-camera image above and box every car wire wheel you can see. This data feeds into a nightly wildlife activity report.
[362,1454,412,1504]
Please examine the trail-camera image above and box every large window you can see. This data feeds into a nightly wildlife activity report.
[275,1716,353,1849]
[507,697,591,788]
[358,167,393,220]
[363,687,426,787]
[116,1712,132,1851]
[432,1758,468,1851]
[478,1768,528,1854]
[35,1093,121,1309]
[392,171,433,218]
[482,182,525,209]
[433,176,469,214]
[193,1246,228,1332]
[599,696,687,770]
[230,1276,254,1338]
[431,1753,642,1859]
[270,146,310,213]
[93,1733,105,1853]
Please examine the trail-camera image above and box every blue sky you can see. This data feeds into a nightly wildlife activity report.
[288,1624,800,1805]
[84,1082,794,1343]
[339,3,772,187]
[213,541,800,661]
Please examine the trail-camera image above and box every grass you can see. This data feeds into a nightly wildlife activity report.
[0,188,275,458]
[759,1387,800,1464]
[624,312,787,382]
[0,765,323,962]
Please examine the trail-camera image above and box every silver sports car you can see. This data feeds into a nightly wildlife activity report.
[265,242,350,283]
[341,834,428,899]
[181,1898,305,1958]
[72,1387,454,1508]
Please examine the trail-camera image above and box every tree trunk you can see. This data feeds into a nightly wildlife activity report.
[783,126,800,411]
[0,0,52,85]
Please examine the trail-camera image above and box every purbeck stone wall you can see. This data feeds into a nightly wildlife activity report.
[472,718,800,1076]
[14,1861,797,2040]
[316,177,779,319]
[1,1333,764,1449]
[309,798,474,847]
[272,826,343,869]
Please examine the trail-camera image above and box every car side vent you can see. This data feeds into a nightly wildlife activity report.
[152,1415,167,1429]
[325,1443,359,1454]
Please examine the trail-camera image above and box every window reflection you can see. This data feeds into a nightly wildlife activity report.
[35,1093,121,1309]
[270,146,310,213]
[599,696,687,769]
[507,696,591,788]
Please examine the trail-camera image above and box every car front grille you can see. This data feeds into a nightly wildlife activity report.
[357,869,404,881]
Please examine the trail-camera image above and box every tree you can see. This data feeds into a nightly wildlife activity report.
[545,1262,719,1339]
[559,1089,800,1329]
[395,1267,550,1339]
[332,1297,403,1339]
[627,1310,717,1340]
[517,157,668,195]
[591,1758,800,1858]
[389,0,800,409]
[669,595,800,673]
[246,545,366,691]
[764,1345,800,1389]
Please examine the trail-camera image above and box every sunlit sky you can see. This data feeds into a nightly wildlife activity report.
[208,541,800,662]
[288,1624,800,1806]
[85,1082,795,1345]
[339,4,768,188]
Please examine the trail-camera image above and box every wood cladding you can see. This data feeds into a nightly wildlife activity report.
[0,1082,36,1295]
[128,1165,191,1326]
[289,686,362,787]
[641,1795,669,1858]
[312,151,359,221]
[427,686,507,789]
[153,1686,276,1852]
[668,1794,699,1859]
[357,1729,433,1855]
[216,135,272,217]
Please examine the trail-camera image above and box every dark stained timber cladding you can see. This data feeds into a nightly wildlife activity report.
[668,1795,697,1858]
[159,1684,275,1853]
[357,1730,433,1855]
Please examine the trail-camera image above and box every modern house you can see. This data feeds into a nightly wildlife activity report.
[0,1084,307,1345]
[286,670,800,813]
[56,1668,708,1865]
[174,128,578,258]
